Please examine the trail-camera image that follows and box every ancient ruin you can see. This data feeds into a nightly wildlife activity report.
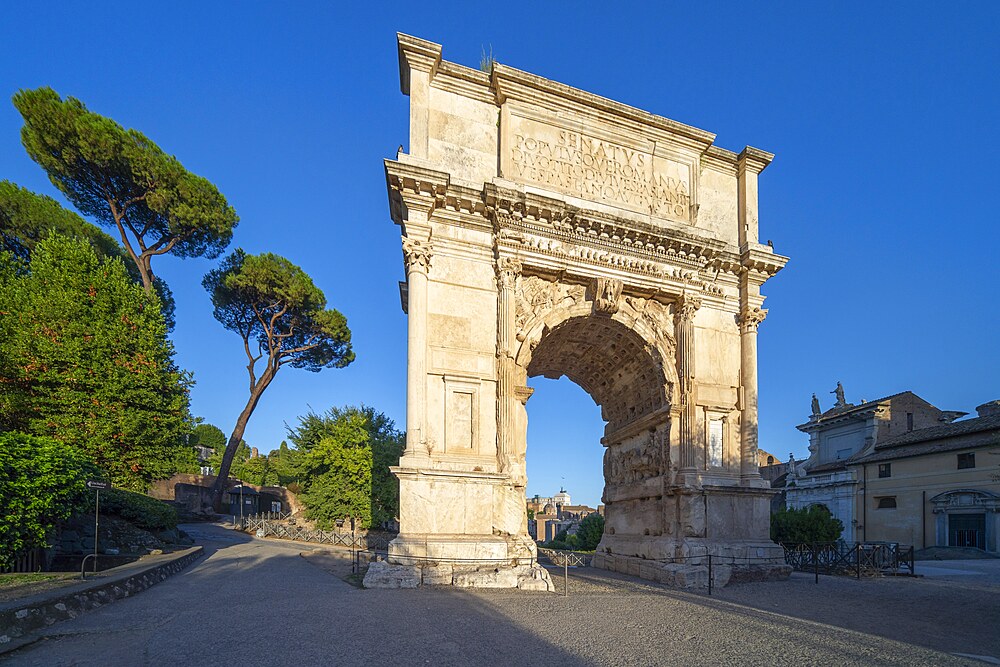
[365,34,789,589]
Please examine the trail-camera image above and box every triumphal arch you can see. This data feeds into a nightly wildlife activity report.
[365,34,789,589]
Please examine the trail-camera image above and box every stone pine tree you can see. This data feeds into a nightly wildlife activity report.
[12,87,239,293]
[0,180,176,327]
[203,249,354,510]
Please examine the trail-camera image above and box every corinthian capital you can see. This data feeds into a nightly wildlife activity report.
[402,236,433,274]
[737,306,768,333]
[674,292,702,323]
[496,257,522,290]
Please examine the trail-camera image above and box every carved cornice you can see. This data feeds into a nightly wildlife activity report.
[397,33,442,94]
[402,236,433,273]
[737,306,768,333]
[385,159,450,223]
[737,146,774,175]
[484,183,730,295]
[492,63,716,153]
[740,245,789,282]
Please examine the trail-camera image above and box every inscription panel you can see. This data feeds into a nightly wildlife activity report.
[502,111,696,222]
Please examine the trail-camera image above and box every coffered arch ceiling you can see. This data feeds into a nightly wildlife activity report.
[526,316,670,432]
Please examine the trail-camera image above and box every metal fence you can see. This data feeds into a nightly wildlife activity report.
[781,541,915,577]
[0,548,45,574]
[238,515,396,551]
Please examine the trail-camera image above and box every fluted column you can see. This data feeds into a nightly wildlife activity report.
[496,257,522,479]
[738,306,767,477]
[402,236,433,457]
[674,293,701,470]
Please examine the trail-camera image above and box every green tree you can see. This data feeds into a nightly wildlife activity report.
[770,505,844,544]
[0,432,96,568]
[288,406,404,530]
[575,512,605,551]
[208,440,250,480]
[0,180,175,326]
[13,87,238,293]
[203,249,354,509]
[268,441,301,487]
[190,423,227,451]
[0,235,191,490]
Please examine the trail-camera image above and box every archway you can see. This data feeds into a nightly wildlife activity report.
[366,34,790,589]
[520,310,674,560]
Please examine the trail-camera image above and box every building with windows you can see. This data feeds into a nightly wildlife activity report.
[848,400,1000,552]
[785,388,962,542]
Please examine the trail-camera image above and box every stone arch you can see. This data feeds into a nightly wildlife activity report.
[513,296,678,434]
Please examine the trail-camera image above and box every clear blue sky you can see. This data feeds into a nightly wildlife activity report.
[2,2,997,507]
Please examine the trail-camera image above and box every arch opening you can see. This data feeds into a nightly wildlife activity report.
[525,315,671,436]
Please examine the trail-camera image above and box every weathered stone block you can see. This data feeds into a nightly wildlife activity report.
[421,564,455,586]
[362,561,421,589]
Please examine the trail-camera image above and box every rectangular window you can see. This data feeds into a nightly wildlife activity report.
[958,452,976,469]
[876,496,897,509]
[708,419,724,468]
[906,413,914,432]
[878,463,891,478]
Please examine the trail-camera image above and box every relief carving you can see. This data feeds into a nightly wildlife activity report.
[625,297,677,352]
[605,429,669,486]
[592,277,623,315]
[513,275,585,339]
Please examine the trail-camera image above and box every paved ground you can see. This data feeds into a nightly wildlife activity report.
[3,523,997,666]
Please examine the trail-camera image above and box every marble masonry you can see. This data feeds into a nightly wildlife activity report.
[365,34,790,589]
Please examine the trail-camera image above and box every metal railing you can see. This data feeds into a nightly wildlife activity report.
[0,548,44,574]
[239,516,395,551]
[781,541,915,578]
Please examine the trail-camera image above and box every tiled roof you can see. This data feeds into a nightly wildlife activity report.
[876,412,1000,449]
[852,413,1000,465]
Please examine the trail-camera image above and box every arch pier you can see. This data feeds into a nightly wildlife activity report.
[364,34,790,589]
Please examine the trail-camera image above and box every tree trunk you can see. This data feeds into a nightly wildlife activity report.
[210,370,275,512]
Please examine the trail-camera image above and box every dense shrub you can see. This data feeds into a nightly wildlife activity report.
[770,505,844,544]
[0,432,95,567]
[0,235,192,491]
[84,489,179,531]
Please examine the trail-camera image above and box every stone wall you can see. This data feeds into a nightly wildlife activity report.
[147,473,301,515]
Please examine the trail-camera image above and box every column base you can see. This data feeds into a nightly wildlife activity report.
[361,533,554,590]
[591,537,791,589]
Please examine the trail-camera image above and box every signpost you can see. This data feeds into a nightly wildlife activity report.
[86,480,110,574]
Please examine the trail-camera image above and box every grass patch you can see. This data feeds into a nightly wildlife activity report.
[0,573,66,589]
[343,571,366,589]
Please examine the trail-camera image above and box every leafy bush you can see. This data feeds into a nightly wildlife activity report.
[0,432,95,567]
[770,505,844,544]
[575,513,605,551]
[83,488,178,531]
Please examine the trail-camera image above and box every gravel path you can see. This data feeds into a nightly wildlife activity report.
[3,523,993,666]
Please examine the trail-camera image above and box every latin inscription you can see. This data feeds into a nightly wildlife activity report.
[508,130,692,221]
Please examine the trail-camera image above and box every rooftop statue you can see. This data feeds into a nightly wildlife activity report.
[811,393,821,417]
[832,381,846,407]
